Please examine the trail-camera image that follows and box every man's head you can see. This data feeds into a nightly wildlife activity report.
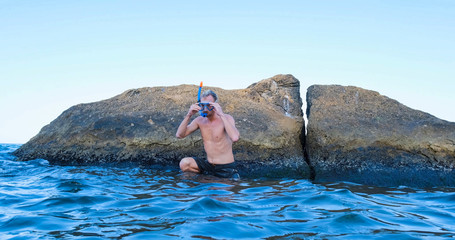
[199,90,217,117]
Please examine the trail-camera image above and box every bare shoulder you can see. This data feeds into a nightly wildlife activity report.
[187,116,203,128]
[193,116,204,124]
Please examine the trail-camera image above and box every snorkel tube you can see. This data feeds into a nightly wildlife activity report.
[197,82,207,117]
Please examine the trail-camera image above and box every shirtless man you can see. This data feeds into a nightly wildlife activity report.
[176,90,240,178]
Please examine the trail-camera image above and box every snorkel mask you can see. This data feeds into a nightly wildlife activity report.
[197,82,213,117]
[198,102,214,117]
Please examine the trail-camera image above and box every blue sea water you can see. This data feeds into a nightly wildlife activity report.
[1,144,455,239]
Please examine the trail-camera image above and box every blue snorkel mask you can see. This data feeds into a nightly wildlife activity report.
[198,102,214,117]
[197,82,214,117]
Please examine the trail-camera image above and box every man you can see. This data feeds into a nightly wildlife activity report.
[176,90,240,178]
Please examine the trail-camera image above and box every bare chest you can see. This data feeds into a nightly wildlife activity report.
[199,120,227,142]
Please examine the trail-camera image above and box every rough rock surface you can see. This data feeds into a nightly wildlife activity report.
[306,85,455,187]
[14,75,310,178]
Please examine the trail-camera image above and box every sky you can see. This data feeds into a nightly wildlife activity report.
[1,0,454,143]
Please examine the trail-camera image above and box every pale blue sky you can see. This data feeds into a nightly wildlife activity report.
[1,0,454,143]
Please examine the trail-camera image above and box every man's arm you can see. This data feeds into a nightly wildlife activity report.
[210,102,240,142]
[176,103,200,139]
[220,114,240,142]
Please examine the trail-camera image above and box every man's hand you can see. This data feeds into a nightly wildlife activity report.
[210,102,224,116]
[187,103,201,117]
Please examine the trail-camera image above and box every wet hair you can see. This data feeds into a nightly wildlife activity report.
[201,90,218,102]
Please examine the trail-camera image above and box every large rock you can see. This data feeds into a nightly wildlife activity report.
[306,85,455,187]
[14,75,310,178]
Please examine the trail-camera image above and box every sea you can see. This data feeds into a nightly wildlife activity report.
[1,143,455,240]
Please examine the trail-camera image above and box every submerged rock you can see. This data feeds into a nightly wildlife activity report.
[14,75,310,178]
[306,85,455,187]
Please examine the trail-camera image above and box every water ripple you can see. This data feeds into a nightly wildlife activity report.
[1,144,455,239]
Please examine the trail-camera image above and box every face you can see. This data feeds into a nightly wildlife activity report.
[200,96,215,116]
